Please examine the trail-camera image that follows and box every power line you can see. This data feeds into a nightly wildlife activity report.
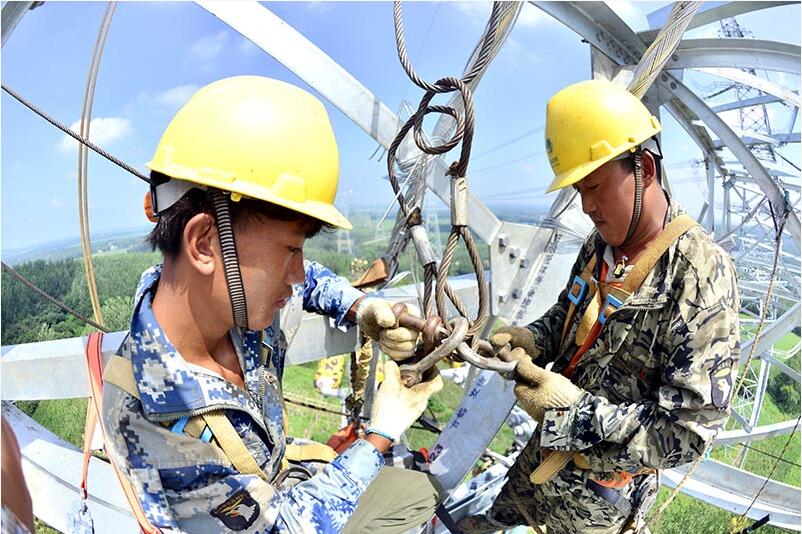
[472,125,545,160]
[2,84,150,183]
[1,261,109,333]
[470,149,545,175]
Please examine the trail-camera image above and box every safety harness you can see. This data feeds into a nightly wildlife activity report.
[80,332,337,532]
[526,214,698,518]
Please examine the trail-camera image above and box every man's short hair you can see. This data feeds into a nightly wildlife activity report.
[618,148,662,184]
[147,172,332,257]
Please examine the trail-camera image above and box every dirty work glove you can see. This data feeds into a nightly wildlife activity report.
[357,299,420,361]
[509,348,583,423]
[368,360,443,441]
[490,326,541,361]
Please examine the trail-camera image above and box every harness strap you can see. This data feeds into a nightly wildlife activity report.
[284,441,337,463]
[104,355,273,485]
[560,255,597,349]
[531,215,698,487]
[82,333,162,534]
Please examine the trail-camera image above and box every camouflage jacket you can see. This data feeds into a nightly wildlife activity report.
[495,201,740,528]
[102,262,384,533]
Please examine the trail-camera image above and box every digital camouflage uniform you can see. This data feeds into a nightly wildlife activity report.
[102,262,397,533]
[488,201,740,533]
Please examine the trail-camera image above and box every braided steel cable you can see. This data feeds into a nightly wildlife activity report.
[77,1,116,330]
[1,84,150,183]
[627,1,703,99]
[1,261,109,333]
[386,2,512,347]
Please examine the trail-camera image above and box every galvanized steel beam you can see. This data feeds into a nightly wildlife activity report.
[1,1,41,47]
[712,94,785,113]
[644,1,795,37]
[196,1,502,244]
[694,67,802,107]
[669,38,800,75]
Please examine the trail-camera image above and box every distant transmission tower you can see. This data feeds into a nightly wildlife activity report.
[337,190,354,256]
[717,18,777,164]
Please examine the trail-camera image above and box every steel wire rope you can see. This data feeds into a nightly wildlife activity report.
[1,84,150,184]
[1,261,109,333]
[77,1,116,330]
[387,1,516,344]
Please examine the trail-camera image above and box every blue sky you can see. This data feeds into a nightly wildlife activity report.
[1,1,799,251]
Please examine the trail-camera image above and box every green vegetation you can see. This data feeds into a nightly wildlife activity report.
[4,223,799,533]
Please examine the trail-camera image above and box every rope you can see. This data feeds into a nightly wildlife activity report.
[1,84,150,184]
[647,203,789,528]
[386,1,517,346]
[738,442,802,469]
[284,393,434,433]
[77,1,116,329]
[627,1,703,99]
[739,416,801,519]
[1,261,109,333]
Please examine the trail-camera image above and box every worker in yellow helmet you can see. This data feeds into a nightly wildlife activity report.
[101,76,443,533]
[460,80,739,533]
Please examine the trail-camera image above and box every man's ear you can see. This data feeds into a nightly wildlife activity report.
[641,150,658,187]
[183,213,217,276]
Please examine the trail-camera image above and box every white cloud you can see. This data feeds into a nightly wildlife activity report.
[454,2,493,27]
[137,84,199,110]
[237,39,260,57]
[517,3,545,28]
[50,198,62,208]
[56,117,132,153]
[188,31,227,62]
[606,1,647,32]
[305,2,333,15]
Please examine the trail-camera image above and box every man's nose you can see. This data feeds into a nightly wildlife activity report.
[287,253,305,285]
[580,192,594,215]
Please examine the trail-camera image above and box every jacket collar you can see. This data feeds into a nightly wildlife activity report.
[591,196,685,308]
[126,266,266,423]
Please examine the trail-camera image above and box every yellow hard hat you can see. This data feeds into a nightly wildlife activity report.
[544,79,661,193]
[147,75,351,229]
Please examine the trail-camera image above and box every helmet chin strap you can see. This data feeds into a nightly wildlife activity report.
[211,191,249,329]
[623,148,644,246]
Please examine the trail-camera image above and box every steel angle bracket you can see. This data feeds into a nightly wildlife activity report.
[489,222,552,321]
[428,370,517,493]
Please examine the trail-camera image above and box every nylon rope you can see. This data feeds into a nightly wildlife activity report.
[77,1,116,330]
[1,84,150,183]
[647,203,790,528]
[1,261,109,333]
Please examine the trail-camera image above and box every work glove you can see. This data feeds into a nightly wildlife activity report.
[368,360,443,441]
[357,299,420,361]
[489,326,541,361]
[509,348,583,423]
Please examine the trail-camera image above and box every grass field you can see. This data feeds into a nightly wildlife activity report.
[15,333,800,533]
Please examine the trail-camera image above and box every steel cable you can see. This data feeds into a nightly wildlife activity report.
[1,261,109,333]
[386,1,511,346]
[1,84,150,183]
[627,1,703,99]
